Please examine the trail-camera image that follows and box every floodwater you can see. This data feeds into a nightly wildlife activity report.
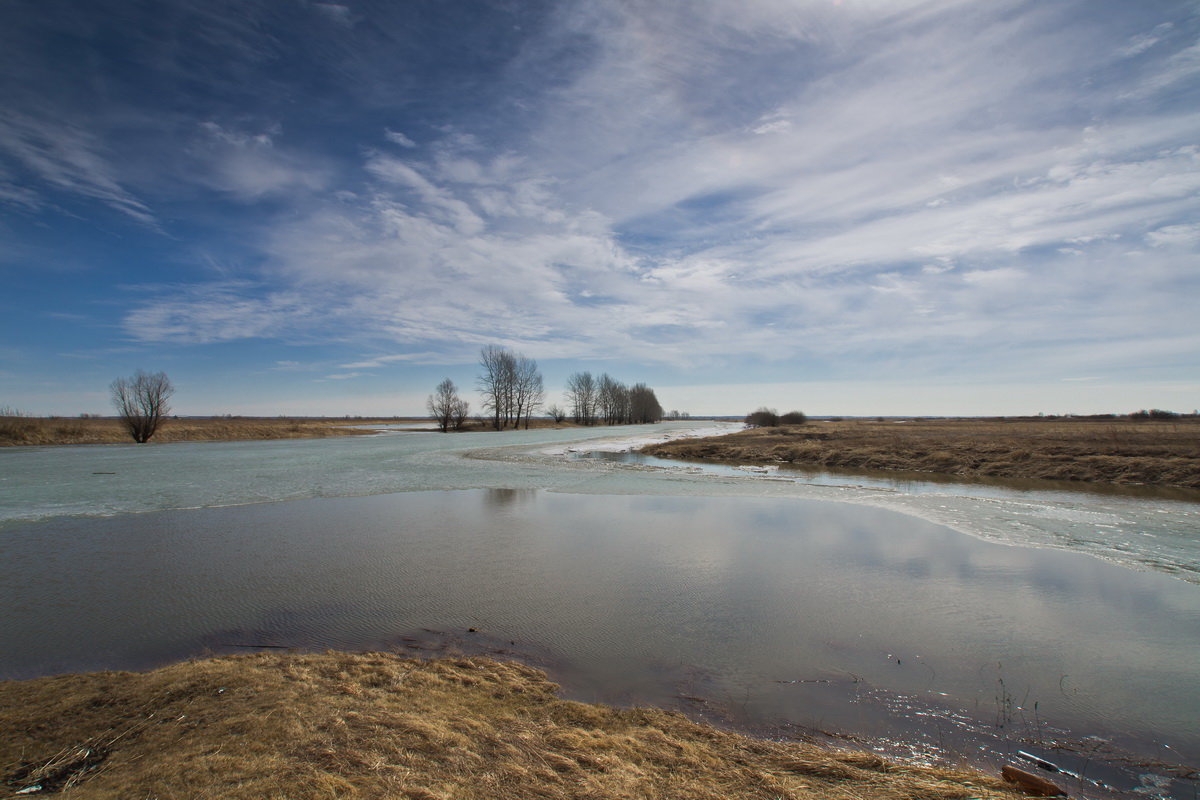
[1,422,1198,798]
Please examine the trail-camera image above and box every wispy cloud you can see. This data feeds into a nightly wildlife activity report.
[384,130,417,148]
[340,353,456,369]
[121,0,1197,382]
[1118,22,1174,58]
[0,112,154,223]
[123,283,321,344]
[6,0,1199,413]
[312,3,354,28]
[193,122,331,200]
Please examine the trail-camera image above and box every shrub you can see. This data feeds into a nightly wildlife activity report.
[745,408,779,427]
[1130,409,1181,420]
[779,411,807,425]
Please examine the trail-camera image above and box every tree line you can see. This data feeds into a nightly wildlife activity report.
[559,371,662,425]
[91,354,669,443]
[426,346,664,432]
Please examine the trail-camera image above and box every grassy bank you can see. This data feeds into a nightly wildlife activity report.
[0,416,407,447]
[0,415,584,447]
[641,417,1200,489]
[0,652,1026,800]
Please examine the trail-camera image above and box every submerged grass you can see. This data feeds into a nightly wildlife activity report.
[642,417,1200,489]
[1,651,1026,800]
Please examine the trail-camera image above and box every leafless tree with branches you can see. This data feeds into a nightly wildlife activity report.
[110,370,174,443]
[427,378,465,432]
[628,383,663,424]
[450,397,470,430]
[565,371,596,424]
[477,345,514,430]
[478,345,543,430]
[513,355,544,429]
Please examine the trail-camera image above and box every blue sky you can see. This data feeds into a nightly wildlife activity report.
[2,0,1198,417]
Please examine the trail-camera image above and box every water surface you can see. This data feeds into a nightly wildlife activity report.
[2,423,1198,798]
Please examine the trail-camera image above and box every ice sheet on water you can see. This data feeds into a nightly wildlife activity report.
[2,419,1198,585]
[538,423,739,455]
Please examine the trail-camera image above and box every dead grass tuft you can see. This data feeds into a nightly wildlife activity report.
[0,652,1027,800]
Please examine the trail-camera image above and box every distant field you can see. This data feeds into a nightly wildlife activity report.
[642,417,1200,489]
[0,415,581,446]
[0,416,401,446]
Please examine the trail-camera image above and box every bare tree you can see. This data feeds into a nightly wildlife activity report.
[513,355,544,429]
[545,404,567,424]
[596,373,617,424]
[427,378,462,432]
[478,345,543,430]
[628,383,663,424]
[596,373,634,425]
[565,371,596,424]
[477,345,516,430]
[450,397,470,430]
[111,370,174,443]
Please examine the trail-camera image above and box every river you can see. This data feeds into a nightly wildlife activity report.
[1,421,1197,798]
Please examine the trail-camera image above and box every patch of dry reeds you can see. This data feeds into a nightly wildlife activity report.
[0,652,1025,800]
[643,417,1200,489]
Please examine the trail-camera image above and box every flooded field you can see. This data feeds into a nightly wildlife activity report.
[2,422,1198,798]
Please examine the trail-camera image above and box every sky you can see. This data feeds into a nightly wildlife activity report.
[2,0,1198,417]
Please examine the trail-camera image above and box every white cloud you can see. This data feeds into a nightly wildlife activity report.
[1117,22,1174,58]
[194,122,330,200]
[313,3,354,27]
[123,283,320,344]
[0,162,42,210]
[118,0,1200,387]
[1125,37,1200,98]
[0,112,154,223]
[385,129,417,148]
[340,353,453,369]
[365,154,485,234]
[1147,222,1200,248]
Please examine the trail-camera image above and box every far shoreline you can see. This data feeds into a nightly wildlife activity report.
[0,415,588,448]
[5,413,1198,491]
[640,416,1200,490]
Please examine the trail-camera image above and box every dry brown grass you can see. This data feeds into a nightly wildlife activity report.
[0,417,417,447]
[0,416,582,447]
[642,417,1200,489]
[0,652,1025,800]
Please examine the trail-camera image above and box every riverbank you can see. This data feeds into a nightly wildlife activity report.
[0,416,396,446]
[0,651,1027,800]
[641,417,1200,489]
[0,416,586,447]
